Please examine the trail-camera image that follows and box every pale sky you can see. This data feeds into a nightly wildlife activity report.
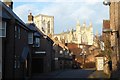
[11,0,109,35]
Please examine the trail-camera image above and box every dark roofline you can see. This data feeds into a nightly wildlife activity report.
[26,23,54,43]
[26,23,46,36]
[1,1,30,31]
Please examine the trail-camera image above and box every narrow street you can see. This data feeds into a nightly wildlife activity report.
[1,0,120,79]
[31,69,95,79]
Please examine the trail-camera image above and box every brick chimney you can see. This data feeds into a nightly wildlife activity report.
[28,13,34,23]
[3,0,13,10]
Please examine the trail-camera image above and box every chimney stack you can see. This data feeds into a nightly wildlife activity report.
[28,13,34,23]
[3,0,13,10]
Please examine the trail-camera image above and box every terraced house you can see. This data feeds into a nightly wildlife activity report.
[26,13,54,75]
[0,0,75,79]
[0,1,32,79]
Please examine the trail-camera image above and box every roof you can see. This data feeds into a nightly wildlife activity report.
[34,32,40,37]
[26,23,37,31]
[67,43,82,54]
[1,1,29,30]
[1,10,11,19]
[26,23,54,43]
[26,23,45,36]
[52,38,68,50]
[95,54,105,57]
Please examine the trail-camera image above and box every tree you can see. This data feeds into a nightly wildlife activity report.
[102,34,113,60]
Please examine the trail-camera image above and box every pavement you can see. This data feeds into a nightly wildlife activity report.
[31,69,66,79]
[111,69,120,78]
[88,70,110,78]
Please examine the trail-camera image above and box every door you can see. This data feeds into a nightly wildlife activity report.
[32,58,44,73]
[97,58,104,70]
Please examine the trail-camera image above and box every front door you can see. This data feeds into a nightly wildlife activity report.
[97,57,104,70]
[32,58,44,73]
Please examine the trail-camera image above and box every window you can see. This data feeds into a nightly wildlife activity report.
[18,27,21,39]
[65,51,68,55]
[28,33,33,44]
[34,37,40,47]
[0,21,6,37]
[15,26,17,38]
[47,21,50,34]
[60,50,63,54]
[15,26,21,39]
[42,20,45,33]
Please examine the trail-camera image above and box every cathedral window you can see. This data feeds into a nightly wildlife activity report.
[47,21,50,34]
[42,20,45,33]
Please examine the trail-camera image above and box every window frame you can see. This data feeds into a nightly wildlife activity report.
[15,26,17,38]
[28,32,33,44]
[18,26,21,39]
[34,37,40,47]
[0,21,6,37]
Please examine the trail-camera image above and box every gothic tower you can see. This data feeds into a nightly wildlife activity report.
[34,14,54,36]
[88,22,93,45]
[76,20,81,44]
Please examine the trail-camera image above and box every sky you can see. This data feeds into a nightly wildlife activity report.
[10,0,109,35]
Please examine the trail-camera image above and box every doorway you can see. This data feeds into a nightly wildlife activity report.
[32,58,44,73]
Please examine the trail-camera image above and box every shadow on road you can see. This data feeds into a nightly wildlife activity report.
[31,68,96,79]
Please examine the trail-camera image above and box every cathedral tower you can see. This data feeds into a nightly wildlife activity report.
[34,14,54,36]
[76,20,81,44]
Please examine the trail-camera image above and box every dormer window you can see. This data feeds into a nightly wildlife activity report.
[34,37,40,47]
[0,21,6,37]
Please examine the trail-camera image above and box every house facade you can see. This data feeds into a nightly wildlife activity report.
[0,1,32,79]
[52,37,73,70]
[26,13,54,75]
[109,1,120,70]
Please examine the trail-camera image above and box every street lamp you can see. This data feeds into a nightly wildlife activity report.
[103,0,111,6]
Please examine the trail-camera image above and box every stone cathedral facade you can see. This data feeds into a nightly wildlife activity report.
[54,21,93,45]
[34,14,54,36]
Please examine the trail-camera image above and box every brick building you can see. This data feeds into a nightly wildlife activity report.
[103,0,120,71]
[52,38,73,70]
[109,1,120,70]
[26,13,54,74]
[0,1,32,79]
